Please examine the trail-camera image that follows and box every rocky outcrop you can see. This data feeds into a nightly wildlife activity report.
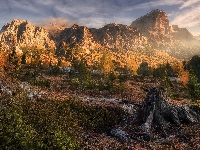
[172,25,195,41]
[55,24,102,51]
[131,9,176,50]
[111,87,198,142]
[131,9,171,36]
[0,19,55,51]
[131,9,200,58]
[56,23,148,51]
[90,23,147,50]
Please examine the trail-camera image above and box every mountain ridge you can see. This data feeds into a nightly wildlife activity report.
[0,9,199,63]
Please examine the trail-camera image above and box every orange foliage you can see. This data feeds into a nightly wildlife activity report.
[0,52,7,75]
[180,71,189,86]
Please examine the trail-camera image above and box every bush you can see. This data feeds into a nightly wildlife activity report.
[48,66,61,75]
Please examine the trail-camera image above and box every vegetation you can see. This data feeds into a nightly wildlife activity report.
[0,89,125,149]
[1,45,200,149]
[187,69,200,100]
[187,55,200,100]
[137,61,151,76]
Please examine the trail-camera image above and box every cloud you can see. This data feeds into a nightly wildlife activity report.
[172,4,200,27]
[11,0,40,13]
[126,0,184,10]
[180,0,200,9]
[34,0,55,6]
[35,17,76,30]
[78,15,135,29]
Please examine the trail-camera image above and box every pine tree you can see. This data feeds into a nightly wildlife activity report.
[187,69,200,100]
[137,61,151,76]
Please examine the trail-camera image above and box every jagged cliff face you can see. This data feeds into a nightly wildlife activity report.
[0,19,55,51]
[56,23,148,52]
[56,24,102,51]
[131,9,177,50]
[0,9,200,62]
[131,9,171,36]
[131,9,200,58]
[90,23,147,50]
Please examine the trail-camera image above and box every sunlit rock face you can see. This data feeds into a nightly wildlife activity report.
[131,9,176,50]
[131,9,200,58]
[55,23,148,51]
[131,9,171,36]
[0,19,56,50]
[1,9,200,60]
[90,23,148,50]
[55,24,102,51]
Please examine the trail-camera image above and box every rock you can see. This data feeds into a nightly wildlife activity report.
[134,87,198,128]
[110,128,130,142]
[131,9,200,58]
[0,19,55,51]
[111,87,198,142]
[172,25,194,41]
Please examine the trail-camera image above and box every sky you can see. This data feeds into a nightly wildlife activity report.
[1,0,200,36]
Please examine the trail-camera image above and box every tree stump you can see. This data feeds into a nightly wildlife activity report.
[134,87,198,132]
[111,87,199,142]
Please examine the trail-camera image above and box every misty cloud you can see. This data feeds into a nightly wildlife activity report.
[35,17,76,30]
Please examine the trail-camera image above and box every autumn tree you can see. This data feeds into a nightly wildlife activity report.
[99,51,114,75]
[126,58,138,75]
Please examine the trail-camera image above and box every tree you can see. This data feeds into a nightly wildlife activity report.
[137,61,151,76]
[187,69,200,100]
[5,47,20,76]
[99,51,114,75]
[126,58,138,75]
[153,64,166,78]
[21,54,26,64]
[188,55,200,82]
[165,62,173,76]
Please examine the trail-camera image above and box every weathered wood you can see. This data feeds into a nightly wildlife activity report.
[134,87,198,132]
[111,87,199,142]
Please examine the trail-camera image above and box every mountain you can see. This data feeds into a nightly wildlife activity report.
[0,19,55,51]
[0,9,200,69]
[53,22,181,69]
[131,9,200,58]
[55,23,148,51]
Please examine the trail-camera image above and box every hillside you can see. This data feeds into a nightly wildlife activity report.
[0,9,200,150]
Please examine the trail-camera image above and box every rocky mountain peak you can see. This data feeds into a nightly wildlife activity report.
[131,9,170,35]
[0,9,200,60]
[0,19,55,50]
[129,9,200,58]
[71,24,80,30]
